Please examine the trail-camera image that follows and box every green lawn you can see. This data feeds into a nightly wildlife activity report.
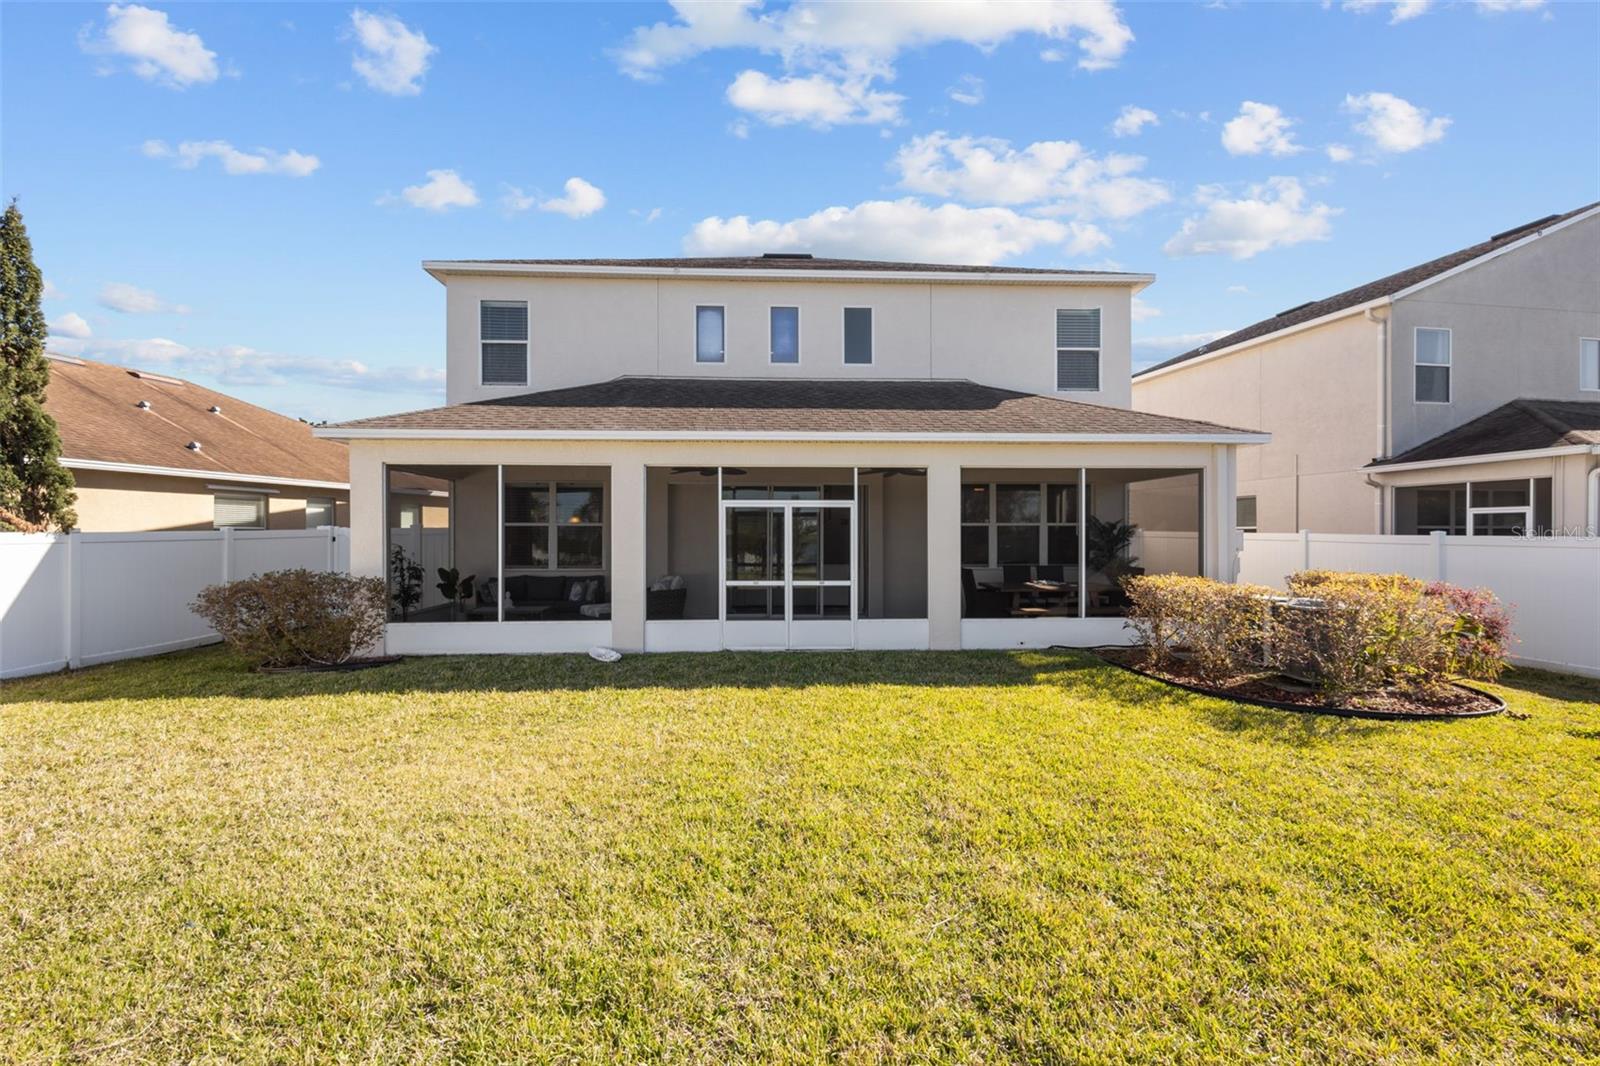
[2,649,1597,1064]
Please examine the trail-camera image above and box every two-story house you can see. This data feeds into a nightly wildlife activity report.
[1133,203,1600,538]
[319,255,1265,656]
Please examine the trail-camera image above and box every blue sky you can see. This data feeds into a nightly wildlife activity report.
[4,1,1596,422]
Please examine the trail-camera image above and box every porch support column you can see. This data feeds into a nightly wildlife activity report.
[348,443,386,582]
[925,459,962,650]
[610,460,648,652]
[1208,444,1238,582]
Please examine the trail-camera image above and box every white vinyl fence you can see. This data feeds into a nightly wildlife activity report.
[1,528,349,680]
[1239,531,1600,679]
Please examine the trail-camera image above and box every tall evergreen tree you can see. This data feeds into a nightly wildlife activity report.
[0,200,76,530]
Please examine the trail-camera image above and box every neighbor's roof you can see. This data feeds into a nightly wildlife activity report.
[1368,399,1600,467]
[423,254,1152,286]
[44,355,350,486]
[322,377,1265,441]
[1138,201,1600,378]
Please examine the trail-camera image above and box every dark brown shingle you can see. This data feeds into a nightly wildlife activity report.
[1369,399,1600,466]
[326,377,1261,438]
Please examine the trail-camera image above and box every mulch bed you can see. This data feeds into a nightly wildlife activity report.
[257,656,404,675]
[1094,646,1504,720]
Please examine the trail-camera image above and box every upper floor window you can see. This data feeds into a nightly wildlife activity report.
[480,301,528,386]
[843,307,873,365]
[770,306,799,364]
[1415,327,1451,403]
[696,306,725,363]
[1581,338,1600,391]
[1055,308,1101,391]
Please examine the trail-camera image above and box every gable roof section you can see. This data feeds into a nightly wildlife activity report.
[424,255,1152,287]
[321,376,1264,441]
[1137,201,1600,378]
[45,356,350,486]
[1368,399,1600,467]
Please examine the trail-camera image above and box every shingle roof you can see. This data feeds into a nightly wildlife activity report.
[1138,202,1600,377]
[1369,399,1600,466]
[326,377,1262,438]
[45,356,350,485]
[429,254,1145,279]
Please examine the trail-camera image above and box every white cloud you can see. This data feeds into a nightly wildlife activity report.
[1111,104,1159,138]
[1226,284,1251,294]
[42,280,66,301]
[1475,0,1545,11]
[1133,330,1233,368]
[632,207,663,224]
[49,312,93,339]
[947,74,984,106]
[684,197,1109,264]
[1344,91,1450,152]
[538,177,607,219]
[499,185,537,213]
[1325,143,1355,163]
[726,70,903,127]
[98,282,189,314]
[348,9,435,95]
[1130,296,1161,321]
[141,139,320,177]
[1221,101,1303,156]
[80,4,219,88]
[893,131,1169,221]
[616,0,1133,79]
[50,335,445,395]
[381,169,479,211]
[1163,177,1338,259]
[1341,0,1433,21]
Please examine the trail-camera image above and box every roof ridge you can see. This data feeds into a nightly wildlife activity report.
[1510,398,1586,443]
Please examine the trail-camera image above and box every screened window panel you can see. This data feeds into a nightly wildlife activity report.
[556,485,603,524]
[1047,484,1079,524]
[1470,480,1530,508]
[1056,350,1100,391]
[960,526,989,566]
[1416,328,1450,365]
[482,343,528,385]
[996,526,1040,565]
[770,307,799,363]
[214,495,264,529]
[995,485,1041,523]
[1415,364,1450,403]
[696,306,725,363]
[1046,527,1080,565]
[504,486,549,524]
[1055,308,1101,349]
[1582,339,1600,391]
[960,484,990,523]
[1235,496,1257,530]
[844,308,873,364]
[504,526,549,568]
[556,527,604,569]
[480,301,528,341]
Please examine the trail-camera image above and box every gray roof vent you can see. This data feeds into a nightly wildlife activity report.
[208,405,222,414]
[186,440,202,451]
[135,399,152,410]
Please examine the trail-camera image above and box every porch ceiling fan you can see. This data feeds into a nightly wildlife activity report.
[671,467,747,476]
[857,468,926,477]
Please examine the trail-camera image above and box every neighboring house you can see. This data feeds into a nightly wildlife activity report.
[1132,203,1600,537]
[318,254,1266,655]
[44,355,350,532]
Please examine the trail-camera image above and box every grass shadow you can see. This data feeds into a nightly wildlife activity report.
[1491,666,1600,706]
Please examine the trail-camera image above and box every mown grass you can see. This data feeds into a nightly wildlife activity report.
[2,647,1597,1064]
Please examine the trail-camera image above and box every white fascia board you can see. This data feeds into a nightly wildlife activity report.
[1387,204,1600,303]
[316,427,1270,445]
[61,457,349,491]
[423,260,1156,291]
[1366,443,1599,474]
[1132,299,1385,384]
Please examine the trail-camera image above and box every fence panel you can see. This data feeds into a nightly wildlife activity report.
[1,528,350,679]
[1240,532,1600,678]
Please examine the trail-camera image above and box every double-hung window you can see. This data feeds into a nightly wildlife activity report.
[843,307,873,365]
[696,306,725,363]
[504,483,605,570]
[480,300,529,386]
[1415,327,1451,403]
[1581,338,1600,391]
[770,306,799,364]
[960,481,1083,566]
[1055,309,1101,391]
[214,494,265,529]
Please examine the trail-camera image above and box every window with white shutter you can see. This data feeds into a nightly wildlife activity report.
[214,494,265,529]
[1055,308,1100,391]
[481,301,529,386]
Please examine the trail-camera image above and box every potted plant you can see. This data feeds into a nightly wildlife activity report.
[435,567,476,620]
[389,544,423,621]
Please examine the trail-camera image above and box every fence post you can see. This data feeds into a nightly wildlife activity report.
[1430,530,1446,583]
[1299,529,1312,572]
[221,526,235,583]
[63,532,83,669]
[327,527,338,572]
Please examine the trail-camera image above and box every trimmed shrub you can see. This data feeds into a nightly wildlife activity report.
[192,569,386,668]
[1287,570,1427,597]
[1123,575,1275,680]
[1426,582,1513,682]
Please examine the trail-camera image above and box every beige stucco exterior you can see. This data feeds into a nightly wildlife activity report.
[66,468,348,533]
[441,273,1136,410]
[348,437,1238,654]
[1133,208,1600,533]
